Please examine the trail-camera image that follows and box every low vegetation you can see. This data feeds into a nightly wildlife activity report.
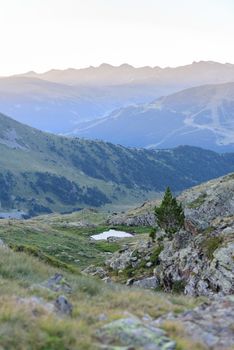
[0,245,204,350]
[201,236,223,260]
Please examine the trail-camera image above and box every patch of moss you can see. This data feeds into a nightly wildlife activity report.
[201,236,223,260]
[172,280,186,294]
[187,193,207,209]
[150,246,163,265]
[203,226,215,235]
[94,241,121,253]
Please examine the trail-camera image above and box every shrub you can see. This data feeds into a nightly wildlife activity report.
[149,228,156,243]
[150,246,163,265]
[201,236,223,260]
[172,280,186,294]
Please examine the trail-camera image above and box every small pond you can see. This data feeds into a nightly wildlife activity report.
[91,229,133,241]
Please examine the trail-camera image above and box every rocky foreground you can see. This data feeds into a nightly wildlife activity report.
[0,173,233,349]
[82,173,234,349]
[98,173,234,297]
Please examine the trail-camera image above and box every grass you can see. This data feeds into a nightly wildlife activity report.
[0,213,154,271]
[0,245,205,350]
[187,193,207,209]
[0,219,117,270]
[162,321,207,350]
[201,236,223,260]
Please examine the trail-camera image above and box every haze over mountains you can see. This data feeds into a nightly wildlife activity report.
[0,61,234,152]
[72,82,234,152]
[1,112,234,217]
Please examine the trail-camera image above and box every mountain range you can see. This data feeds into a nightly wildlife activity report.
[0,112,234,217]
[0,61,234,145]
[71,82,234,152]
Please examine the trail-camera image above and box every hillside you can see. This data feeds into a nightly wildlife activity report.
[1,61,234,134]
[101,173,234,298]
[71,82,234,152]
[0,173,233,350]
[1,113,234,217]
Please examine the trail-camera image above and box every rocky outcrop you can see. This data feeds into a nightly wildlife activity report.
[108,212,156,227]
[109,173,234,229]
[105,174,234,297]
[156,217,234,296]
[82,265,108,279]
[97,316,176,350]
[179,173,234,230]
[105,241,155,272]
[154,296,234,350]
[132,276,159,289]
[31,274,72,294]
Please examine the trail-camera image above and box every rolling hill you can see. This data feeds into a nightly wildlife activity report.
[0,113,234,217]
[71,82,234,152]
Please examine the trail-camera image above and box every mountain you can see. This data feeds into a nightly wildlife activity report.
[71,82,234,152]
[1,61,234,134]
[21,61,234,87]
[0,112,234,217]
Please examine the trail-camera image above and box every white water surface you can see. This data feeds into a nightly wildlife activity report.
[91,229,133,241]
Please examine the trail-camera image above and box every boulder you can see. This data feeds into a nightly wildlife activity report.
[133,276,159,290]
[154,297,234,350]
[82,265,108,279]
[31,273,72,294]
[97,316,176,350]
[54,295,73,316]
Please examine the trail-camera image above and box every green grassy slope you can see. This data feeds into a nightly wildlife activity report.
[0,209,151,269]
[0,244,204,350]
[1,112,234,216]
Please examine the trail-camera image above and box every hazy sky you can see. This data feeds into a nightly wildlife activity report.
[0,0,233,75]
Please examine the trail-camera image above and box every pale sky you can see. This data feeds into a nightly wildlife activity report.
[0,0,233,75]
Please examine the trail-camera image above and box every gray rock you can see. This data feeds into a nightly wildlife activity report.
[0,239,8,249]
[146,262,153,268]
[108,212,156,227]
[82,265,108,279]
[17,296,55,314]
[155,297,234,350]
[97,316,176,350]
[179,173,234,229]
[177,299,234,350]
[32,274,72,294]
[102,276,112,283]
[133,276,159,290]
[54,295,73,316]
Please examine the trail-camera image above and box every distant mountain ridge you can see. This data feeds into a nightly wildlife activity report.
[0,112,234,217]
[71,81,234,152]
[18,61,234,86]
[0,61,234,135]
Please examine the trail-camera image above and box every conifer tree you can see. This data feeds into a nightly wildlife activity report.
[155,187,184,238]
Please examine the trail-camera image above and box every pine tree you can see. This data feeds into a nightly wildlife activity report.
[155,187,184,238]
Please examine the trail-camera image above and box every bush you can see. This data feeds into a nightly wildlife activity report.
[149,228,156,242]
[150,246,163,265]
[201,236,223,260]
